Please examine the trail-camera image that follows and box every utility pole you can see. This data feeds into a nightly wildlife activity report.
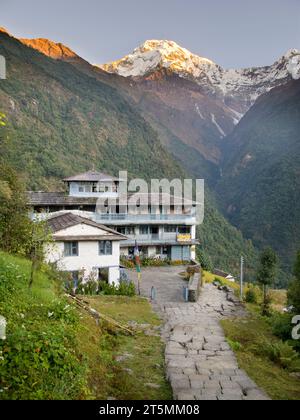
[240,256,244,300]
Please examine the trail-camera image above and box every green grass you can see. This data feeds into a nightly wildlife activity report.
[0,252,171,400]
[77,296,172,400]
[221,307,300,400]
[0,252,89,400]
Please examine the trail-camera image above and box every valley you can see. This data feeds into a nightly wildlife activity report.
[0,27,299,282]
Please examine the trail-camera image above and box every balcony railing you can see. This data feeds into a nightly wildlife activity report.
[95,213,196,223]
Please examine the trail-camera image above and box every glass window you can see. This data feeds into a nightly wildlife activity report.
[139,226,149,235]
[178,226,191,234]
[99,241,113,255]
[78,186,84,193]
[156,246,162,255]
[64,242,78,257]
[84,184,92,193]
[164,225,177,233]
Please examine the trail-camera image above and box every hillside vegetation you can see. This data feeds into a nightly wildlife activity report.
[0,31,185,190]
[217,79,300,278]
[0,252,171,400]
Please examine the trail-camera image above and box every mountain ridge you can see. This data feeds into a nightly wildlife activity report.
[100,39,300,110]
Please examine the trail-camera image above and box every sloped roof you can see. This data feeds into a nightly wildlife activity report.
[28,191,197,206]
[63,171,121,182]
[47,213,127,240]
[28,192,98,206]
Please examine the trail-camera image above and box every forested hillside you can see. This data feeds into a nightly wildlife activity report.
[217,79,300,276]
[0,30,185,190]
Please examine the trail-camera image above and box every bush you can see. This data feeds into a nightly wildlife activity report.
[98,281,136,297]
[270,313,294,342]
[264,341,299,370]
[245,287,258,304]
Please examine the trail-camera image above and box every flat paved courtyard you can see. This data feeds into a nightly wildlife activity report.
[128,266,270,401]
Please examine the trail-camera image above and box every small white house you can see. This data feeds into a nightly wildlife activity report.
[45,213,127,286]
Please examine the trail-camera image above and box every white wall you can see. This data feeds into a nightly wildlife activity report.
[46,223,121,285]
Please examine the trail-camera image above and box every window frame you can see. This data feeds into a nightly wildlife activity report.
[64,241,79,257]
[99,240,113,256]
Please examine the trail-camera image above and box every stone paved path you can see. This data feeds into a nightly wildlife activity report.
[130,266,270,401]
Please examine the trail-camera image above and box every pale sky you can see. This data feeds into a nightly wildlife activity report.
[1,0,300,68]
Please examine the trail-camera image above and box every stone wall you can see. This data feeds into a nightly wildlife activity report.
[188,272,202,302]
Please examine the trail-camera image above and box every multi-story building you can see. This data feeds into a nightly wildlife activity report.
[28,171,199,261]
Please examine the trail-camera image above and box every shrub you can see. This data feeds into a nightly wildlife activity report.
[270,313,294,342]
[250,337,299,371]
[245,287,258,304]
[227,339,243,352]
[98,281,136,297]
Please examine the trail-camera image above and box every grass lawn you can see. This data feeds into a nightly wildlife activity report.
[76,295,172,400]
[221,308,300,400]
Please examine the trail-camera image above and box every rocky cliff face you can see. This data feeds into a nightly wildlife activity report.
[20,38,81,61]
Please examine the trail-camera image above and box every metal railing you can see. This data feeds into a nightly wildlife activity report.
[95,213,195,223]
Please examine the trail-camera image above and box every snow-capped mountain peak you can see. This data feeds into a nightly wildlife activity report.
[101,39,216,78]
[101,41,300,100]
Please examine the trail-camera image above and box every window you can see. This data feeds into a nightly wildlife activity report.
[116,227,134,235]
[126,226,135,235]
[78,186,84,193]
[116,227,126,235]
[139,226,149,235]
[64,242,78,257]
[164,225,177,233]
[178,226,191,234]
[99,240,112,256]
[156,246,162,255]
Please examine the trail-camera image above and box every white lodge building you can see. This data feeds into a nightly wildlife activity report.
[46,212,127,285]
[29,171,199,262]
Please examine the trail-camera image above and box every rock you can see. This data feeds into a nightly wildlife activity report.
[123,368,133,375]
[115,353,133,362]
[146,383,161,389]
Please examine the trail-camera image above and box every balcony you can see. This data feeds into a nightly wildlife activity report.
[94,213,196,225]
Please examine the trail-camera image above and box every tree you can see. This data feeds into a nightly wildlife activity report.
[287,251,300,313]
[256,247,278,315]
[28,219,51,288]
[0,162,32,254]
[196,247,213,272]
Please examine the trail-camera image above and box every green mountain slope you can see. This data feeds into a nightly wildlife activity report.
[217,79,300,277]
[0,30,185,189]
[0,30,258,275]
